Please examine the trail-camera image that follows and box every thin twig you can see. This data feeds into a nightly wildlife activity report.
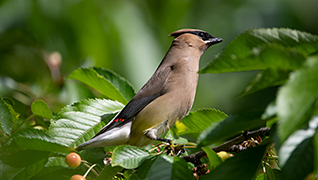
[181,127,270,164]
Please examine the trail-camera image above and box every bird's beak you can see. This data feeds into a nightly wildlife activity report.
[206,37,223,46]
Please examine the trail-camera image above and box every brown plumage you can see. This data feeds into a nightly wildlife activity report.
[76,29,222,150]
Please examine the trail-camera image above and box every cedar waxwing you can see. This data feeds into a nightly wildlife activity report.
[76,29,222,150]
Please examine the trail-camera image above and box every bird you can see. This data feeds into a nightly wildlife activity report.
[76,29,222,150]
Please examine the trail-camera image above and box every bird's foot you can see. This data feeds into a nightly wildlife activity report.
[156,137,172,145]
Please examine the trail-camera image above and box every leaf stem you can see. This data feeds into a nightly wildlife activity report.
[83,163,98,178]
[13,114,34,133]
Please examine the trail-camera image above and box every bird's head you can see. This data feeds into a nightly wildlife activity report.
[169,29,223,51]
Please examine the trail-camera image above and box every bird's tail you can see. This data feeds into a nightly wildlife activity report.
[75,122,132,151]
[75,140,93,151]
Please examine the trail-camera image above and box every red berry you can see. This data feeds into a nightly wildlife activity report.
[70,174,86,180]
[65,152,81,168]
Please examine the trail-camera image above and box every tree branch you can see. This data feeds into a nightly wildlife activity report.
[181,127,270,165]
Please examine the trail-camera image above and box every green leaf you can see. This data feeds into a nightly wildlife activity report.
[137,156,157,179]
[127,173,142,180]
[258,169,281,180]
[201,140,271,180]
[277,56,318,142]
[0,149,49,168]
[146,155,193,180]
[30,157,72,180]
[314,129,318,176]
[112,145,150,169]
[241,68,290,96]
[64,79,95,104]
[43,156,68,169]
[164,129,188,145]
[11,128,72,153]
[281,138,314,180]
[12,158,48,180]
[176,108,228,135]
[2,97,15,107]
[96,165,123,180]
[93,67,135,102]
[255,174,264,180]
[197,110,265,147]
[202,146,222,169]
[68,67,135,104]
[273,169,281,180]
[45,157,68,167]
[264,163,281,180]
[279,116,318,167]
[0,97,14,135]
[31,100,53,119]
[48,98,124,147]
[200,28,318,74]
[261,101,277,121]
[0,159,23,180]
[80,147,106,167]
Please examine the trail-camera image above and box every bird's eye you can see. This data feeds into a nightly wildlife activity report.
[199,32,205,38]
[188,31,211,41]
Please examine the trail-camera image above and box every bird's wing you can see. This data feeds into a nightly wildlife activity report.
[93,66,172,137]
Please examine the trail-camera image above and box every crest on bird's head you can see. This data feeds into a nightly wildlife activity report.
[170,29,222,46]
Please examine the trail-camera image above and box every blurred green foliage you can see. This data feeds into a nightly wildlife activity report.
[0,0,317,119]
[1,1,318,177]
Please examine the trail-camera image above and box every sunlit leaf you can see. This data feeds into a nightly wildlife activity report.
[146,155,193,180]
[255,174,264,180]
[177,108,227,135]
[48,98,124,148]
[202,146,222,169]
[93,67,135,102]
[64,80,95,104]
[197,110,265,147]
[277,56,318,142]
[31,100,53,119]
[68,68,133,104]
[112,145,150,169]
[200,28,318,74]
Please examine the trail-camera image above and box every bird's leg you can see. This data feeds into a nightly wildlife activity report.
[145,129,172,144]
[146,129,188,156]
